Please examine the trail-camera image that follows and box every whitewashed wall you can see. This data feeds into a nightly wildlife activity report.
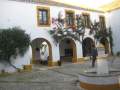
[107,9,120,54]
[0,0,104,72]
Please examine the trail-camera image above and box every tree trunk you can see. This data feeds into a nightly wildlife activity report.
[7,60,20,70]
[6,56,20,70]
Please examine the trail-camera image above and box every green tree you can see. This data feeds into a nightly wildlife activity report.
[0,27,30,69]
[108,27,114,55]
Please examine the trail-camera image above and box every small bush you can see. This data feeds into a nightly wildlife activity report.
[116,52,120,56]
[0,27,30,69]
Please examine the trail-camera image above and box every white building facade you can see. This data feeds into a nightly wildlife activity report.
[0,0,115,72]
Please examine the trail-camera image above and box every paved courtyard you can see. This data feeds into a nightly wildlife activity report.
[0,56,120,90]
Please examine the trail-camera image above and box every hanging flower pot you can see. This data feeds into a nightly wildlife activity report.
[73,32,76,35]
[57,34,62,36]
[72,25,76,32]
[68,28,72,32]
[64,32,67,35]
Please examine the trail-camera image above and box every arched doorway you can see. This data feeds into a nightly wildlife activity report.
[100,38,109,54]
[31,38,52,66]
[59,38,77,63]
[82,38,95,57]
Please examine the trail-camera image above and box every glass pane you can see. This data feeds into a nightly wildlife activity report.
[38,9,48,25]
[43,11,47,24]
[66,13,74,26]
[39,11,42,22]
[83,15,90,27]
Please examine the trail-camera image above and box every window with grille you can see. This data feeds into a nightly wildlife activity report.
[37,6,50,26]
[82,13,90,28]
[65,10,75,27]
[99,16,106,30]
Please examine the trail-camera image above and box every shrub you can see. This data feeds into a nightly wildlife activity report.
[116,52,120,56]
[0,27,30,69]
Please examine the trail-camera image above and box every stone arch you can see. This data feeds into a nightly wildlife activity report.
[31,38,52,66]
[59,38,77,63]
[82,37,95,57]
[100,37,109,54]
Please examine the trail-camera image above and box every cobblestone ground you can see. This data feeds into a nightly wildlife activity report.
[0,69,82,90]
[0,56,119,90]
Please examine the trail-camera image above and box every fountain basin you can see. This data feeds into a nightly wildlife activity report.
[79,71,120,90]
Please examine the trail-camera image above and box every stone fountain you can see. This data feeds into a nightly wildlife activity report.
[78,56,120,90]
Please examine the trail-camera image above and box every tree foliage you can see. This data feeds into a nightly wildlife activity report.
[49,15,85,44]
[0,27,30,62]
[108,27,114,55]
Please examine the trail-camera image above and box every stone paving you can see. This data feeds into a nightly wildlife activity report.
[0,56,119,90]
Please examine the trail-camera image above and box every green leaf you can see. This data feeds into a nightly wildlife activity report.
[0,27,30,62]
